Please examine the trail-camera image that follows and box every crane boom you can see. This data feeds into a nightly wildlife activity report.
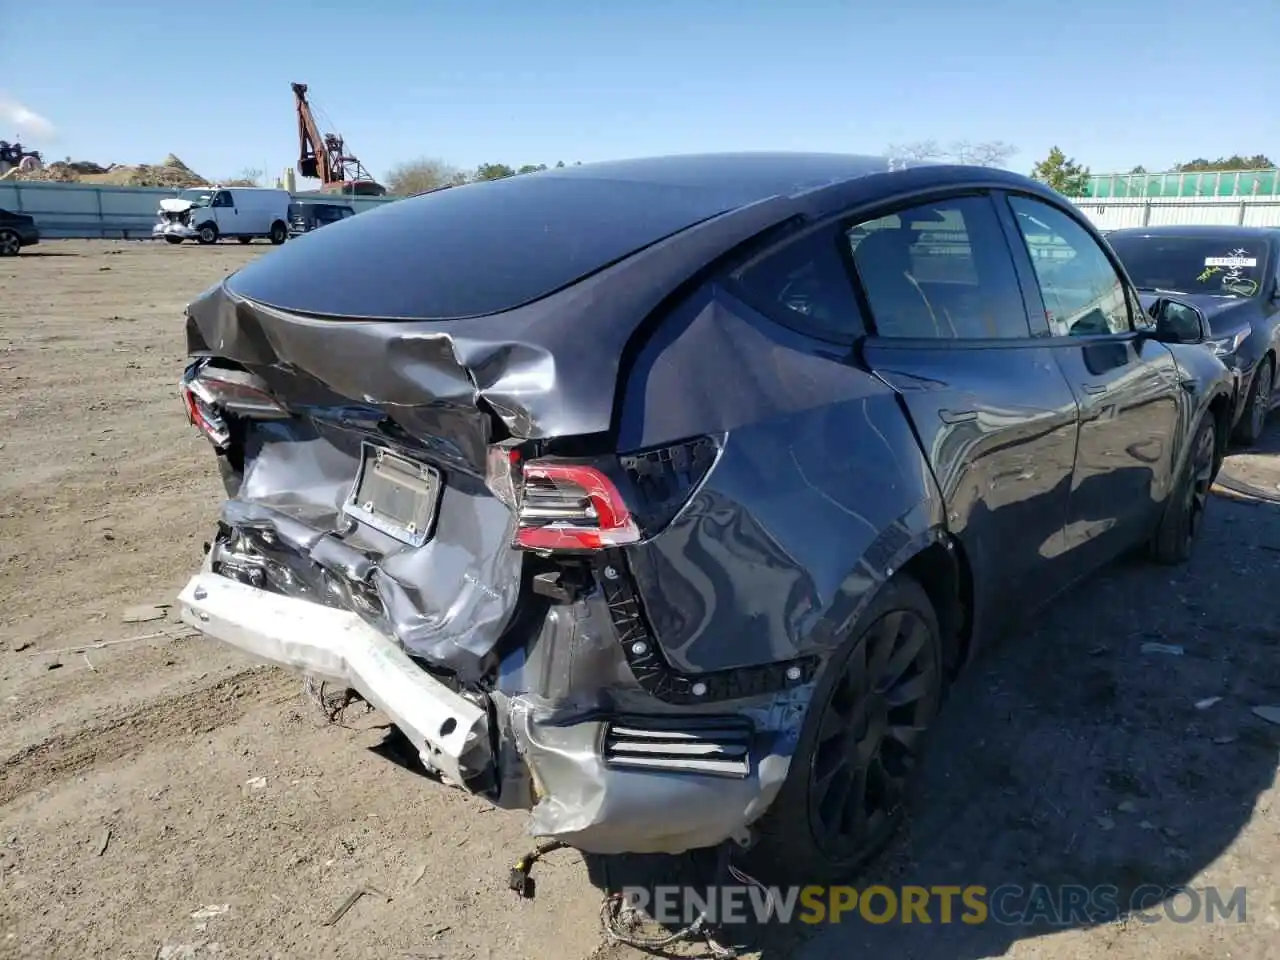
[291,82,386,196]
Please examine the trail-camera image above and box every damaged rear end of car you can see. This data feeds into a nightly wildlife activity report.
[175,168,836,855]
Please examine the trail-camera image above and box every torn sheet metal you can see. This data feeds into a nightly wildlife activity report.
[213,416,523,678]
[184,195,799,442]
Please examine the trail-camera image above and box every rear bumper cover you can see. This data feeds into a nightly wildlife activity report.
[177,568,797,855]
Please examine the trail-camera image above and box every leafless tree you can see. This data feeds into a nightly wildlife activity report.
[385,157,468,195]
[886,139,1018,168]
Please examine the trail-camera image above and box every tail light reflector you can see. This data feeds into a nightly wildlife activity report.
[513,462,640,551]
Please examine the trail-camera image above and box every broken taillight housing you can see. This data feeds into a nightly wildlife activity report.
[181,362,289,449]
[493,435,722,553]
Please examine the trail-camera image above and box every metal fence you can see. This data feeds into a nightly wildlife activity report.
[1085,169,1280,199]
[0,180,395,239]
[1069,195,1280,231]
[5,178,1280,240]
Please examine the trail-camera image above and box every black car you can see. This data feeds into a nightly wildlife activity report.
[1107,225,1280,445]
[0,207,39,256]
[287,201,355,238]
[175,154,1233,882]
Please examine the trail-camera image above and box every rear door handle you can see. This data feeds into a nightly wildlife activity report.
[1081,383,1108,395]
[939,409,978,424]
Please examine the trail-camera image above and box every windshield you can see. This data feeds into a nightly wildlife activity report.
[1108,235,1267,298]
[179,189,214,207]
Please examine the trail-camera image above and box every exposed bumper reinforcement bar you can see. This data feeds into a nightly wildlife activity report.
[177,571,492,789]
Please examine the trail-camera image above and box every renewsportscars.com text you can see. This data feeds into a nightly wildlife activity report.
[621,883,1248,926]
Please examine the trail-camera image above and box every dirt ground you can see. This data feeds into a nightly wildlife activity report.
[1,240,1277,960]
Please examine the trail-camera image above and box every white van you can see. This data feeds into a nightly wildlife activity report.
[152,187,293,245]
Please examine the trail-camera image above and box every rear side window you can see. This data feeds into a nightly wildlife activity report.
[1007,195,1131,337]
[848,195,1030,339]
[733,226,867,340]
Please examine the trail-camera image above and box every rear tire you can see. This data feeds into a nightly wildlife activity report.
[269,221,287,245]
[745,575,945,885]
[1149,413,1217,565]
[196,223,218,245]
[0,229,20,256]
[1233,356,1273,447]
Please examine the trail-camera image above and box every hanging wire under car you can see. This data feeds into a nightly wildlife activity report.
[504,837,746,957]
[599,891,739,959]
[596,842,747,958]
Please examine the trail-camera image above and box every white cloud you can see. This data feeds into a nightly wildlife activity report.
[0,93,57,141]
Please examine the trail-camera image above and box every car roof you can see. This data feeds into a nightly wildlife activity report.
[515,152,1054,204]
[225,152,1054,321]
[1107,224,1279,241]
[534,152,902,199]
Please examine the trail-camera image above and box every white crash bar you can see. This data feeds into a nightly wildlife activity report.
[177,571,489,786]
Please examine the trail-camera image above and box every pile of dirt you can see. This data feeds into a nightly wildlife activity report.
[14,162,78,183]
[16,154,210,188]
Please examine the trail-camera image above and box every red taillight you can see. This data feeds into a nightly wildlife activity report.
[180,364,288,449]
[513,462,640,551]
[181,380,230,447]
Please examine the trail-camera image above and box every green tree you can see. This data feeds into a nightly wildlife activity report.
[473,162,516,181]
[1031,147,1091,197]
[1129,165,1147,174]
[385,157,464,195]
[1175,154,1274,172]
[517,163,548,175]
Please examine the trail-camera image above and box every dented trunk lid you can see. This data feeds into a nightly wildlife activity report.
[185,286,531,680]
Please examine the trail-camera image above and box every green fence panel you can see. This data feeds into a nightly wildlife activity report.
[1086,169,1280,199]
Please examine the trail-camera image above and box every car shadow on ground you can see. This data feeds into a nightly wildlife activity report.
[584,428,1280,959]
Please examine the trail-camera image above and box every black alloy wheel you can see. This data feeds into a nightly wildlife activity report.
[1183,417,1217,547]
[746,575,945,884]
[807,605,940,859]
[1150,414,1217,564]
[1238,357,1273,446]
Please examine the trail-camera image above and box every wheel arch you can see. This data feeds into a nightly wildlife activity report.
[896,533,972,678]
[1207,387,1233,469]
[1260,348,1277,389]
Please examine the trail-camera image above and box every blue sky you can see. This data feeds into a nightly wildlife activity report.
[3,0,1277,183]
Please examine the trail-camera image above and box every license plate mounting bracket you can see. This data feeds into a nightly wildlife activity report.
[342,443,442,548]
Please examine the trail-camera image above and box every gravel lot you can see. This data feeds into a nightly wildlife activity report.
[1,240,1277,960]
